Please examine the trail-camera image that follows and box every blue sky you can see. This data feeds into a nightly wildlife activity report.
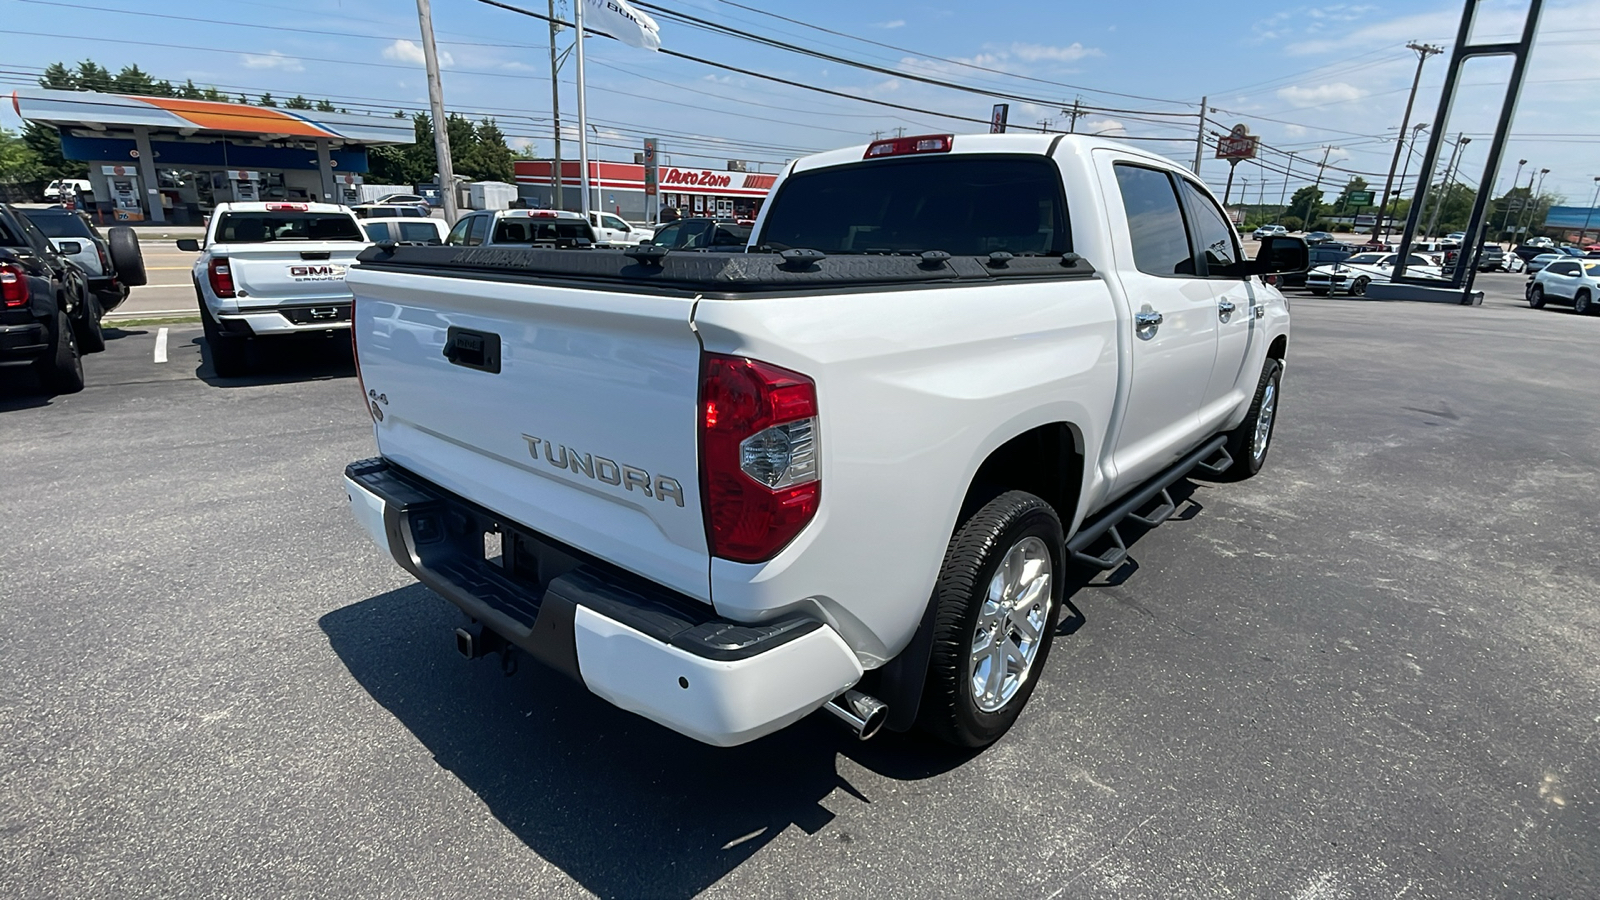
[3,0,1597,205]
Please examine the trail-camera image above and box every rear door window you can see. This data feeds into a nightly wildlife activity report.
[757,154,1069,256]
[1113,164,1195,277]
[396,222,443,243]
[215,212,362,242]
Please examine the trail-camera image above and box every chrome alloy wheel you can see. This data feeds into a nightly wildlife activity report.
[1253,381,1277,461]
[970,536,1053,713]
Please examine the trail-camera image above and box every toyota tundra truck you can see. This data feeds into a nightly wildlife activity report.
[180,202,368,376]
[342,133,1305,749]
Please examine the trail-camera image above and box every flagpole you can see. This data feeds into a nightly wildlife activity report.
[574,0,592,218]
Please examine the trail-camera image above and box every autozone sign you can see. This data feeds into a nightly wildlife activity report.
[661,168,734,189]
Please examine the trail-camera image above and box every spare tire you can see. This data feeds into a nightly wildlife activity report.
[107,227,147,286]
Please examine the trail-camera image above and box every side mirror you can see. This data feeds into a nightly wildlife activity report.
[176,238,201,252]
[57,241,83,255]
[1251,235,1309,276]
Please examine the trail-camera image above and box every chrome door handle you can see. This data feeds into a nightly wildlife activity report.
[1134,307,1163,339]
[1218,299,1236,322]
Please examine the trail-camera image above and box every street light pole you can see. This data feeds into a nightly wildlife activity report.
[1425,133,1470,240]
[1497,158,1526,243]
[1579,176,1600,246]
[1374,41,1442,241]
[548,0,563,208]
[415,0,458,223]
[1394,123,1428,228]
[1278,151,1296,219]
[1519,167,1550,239]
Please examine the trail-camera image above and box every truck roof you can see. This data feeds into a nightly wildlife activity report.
[788,132,1179,175]
[210,201,354,214]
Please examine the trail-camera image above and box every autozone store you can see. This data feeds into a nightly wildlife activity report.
[514,160,776,222]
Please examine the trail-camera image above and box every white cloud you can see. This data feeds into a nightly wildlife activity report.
[1008,42,1102,63]
[1276,82,1367,107]
[876,19,905,29]
[1285,123,1308,137]
[240,51,303,72]
[1082,117,1126,136]
[383,39,452,68]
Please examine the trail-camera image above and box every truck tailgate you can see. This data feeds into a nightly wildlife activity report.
[347,267,711,602]
[219,241,368,304]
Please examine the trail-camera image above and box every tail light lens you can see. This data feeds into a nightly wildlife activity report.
[95,243,112,278]
[208,257,235,298]
[1,262,29,307]
[700,354,820,563]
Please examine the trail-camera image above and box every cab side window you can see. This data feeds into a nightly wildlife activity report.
[1177,180,1241,276]
[445,216,473,246]
[1113,164,1196,277]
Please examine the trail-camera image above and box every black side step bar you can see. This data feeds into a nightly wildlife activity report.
[1066,435,1228,571]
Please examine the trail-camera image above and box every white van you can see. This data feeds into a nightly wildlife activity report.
[43,179,93,201]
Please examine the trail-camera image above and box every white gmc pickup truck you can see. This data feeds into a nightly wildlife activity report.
[180,202,368,376]
[342,133,1305,749]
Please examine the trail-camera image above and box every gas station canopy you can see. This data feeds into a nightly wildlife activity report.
[10,88,414,223]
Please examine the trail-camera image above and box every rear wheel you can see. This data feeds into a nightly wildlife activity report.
[75,293,106,354]
[1528,285,1545,309]
[36,309,84,394]
[199,294,250,377]
[918,491,1064,749]
[1350,276,1370,297]
[1575,290,1592,315]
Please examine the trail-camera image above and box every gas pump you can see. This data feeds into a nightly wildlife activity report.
[228,170,261,203]
[101,165,144,221]
[338,173,363,206]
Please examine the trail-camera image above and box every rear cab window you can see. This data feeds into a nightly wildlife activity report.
[214,211,362,243]
[492,218,593,243]
[756,155,1070,257]
[26,214,95,239]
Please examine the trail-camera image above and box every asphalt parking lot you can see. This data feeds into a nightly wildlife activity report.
[2,276,1597,898]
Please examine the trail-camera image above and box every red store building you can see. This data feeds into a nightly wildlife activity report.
[514,159,776,223]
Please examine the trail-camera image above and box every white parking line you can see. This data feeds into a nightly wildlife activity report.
[154,328,169,364]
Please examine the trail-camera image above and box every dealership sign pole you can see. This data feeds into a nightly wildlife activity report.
[572,0,662,218]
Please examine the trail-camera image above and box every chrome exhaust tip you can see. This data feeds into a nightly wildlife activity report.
[824,689,888,740]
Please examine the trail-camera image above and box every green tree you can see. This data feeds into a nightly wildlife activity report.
[0,127,42,183]
[112,64,158,95]
[257,93,278,107]
[1332,176,1370,214]
[1285,185,1324,227]
[285,94,313,110]
[178,79,204,100]
[314,99,337,112]
[202,86,227,102]
[39,62,75,89]
[73,60,113,92]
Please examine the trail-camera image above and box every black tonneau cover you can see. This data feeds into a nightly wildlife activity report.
[355,244,1095,297]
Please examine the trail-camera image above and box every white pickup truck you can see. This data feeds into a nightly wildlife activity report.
[180,202,368,376]
[342,133,1305,749]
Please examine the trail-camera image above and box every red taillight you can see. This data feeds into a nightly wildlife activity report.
[267,203,308,211]
[1,262,29,307]
[208,257,235,298]
[864,133,953,159]
[95,243,112,278]
[700,354,820,563]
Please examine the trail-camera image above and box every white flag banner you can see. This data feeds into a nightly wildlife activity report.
[583,0,662,51]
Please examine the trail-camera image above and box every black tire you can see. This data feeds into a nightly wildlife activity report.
[918,491,1064,749]
[1350,276,1370,297]
[107,227,147,286]
[1217,358,1282,481]
[76,293,107,354]
[199,293,250,377]
[1310,288,1328,296]
[1575,290,1592,316]
[1528,285,1545,309]
[36,309,85,394]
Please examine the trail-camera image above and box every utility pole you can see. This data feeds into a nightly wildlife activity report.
[1309,145,1335,226]
[1579,176,1600,246]
[1394,123,1429,227]
[1192,96,1208,176]
[416,0,458,223]
[1037,119,1053,133]
[1425,134,1470,239]
[1278,151,1297,218]
[548,0,562,208]
[893,127,906,138]
[1062,96,1084,133]
[1373,41,1442,241]
[1519,167,1550,240]
[1497,158,1526,241]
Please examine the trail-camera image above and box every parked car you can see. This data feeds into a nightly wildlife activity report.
[1445,232,1467,244]
[1526,253,1563,273]
[179,202,368,377]
[1513,243,1556,264]
[342,132,1304,749]
[42,179,92,202]
[1252,224,1288,241]
[1526,237,1555,249]
[1527,258,1600,313]
[351,203,430,219]
[1303,231,1336,245]
[1475,243,1506,272]
[445,209,600,247]
[360,218,449,245]
[0,203,94,393]
[376,193,428,205]
[1305,252,1441,296]
[647,217,751,251]
[20,207,147,320]
[1557,246,1586,257]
